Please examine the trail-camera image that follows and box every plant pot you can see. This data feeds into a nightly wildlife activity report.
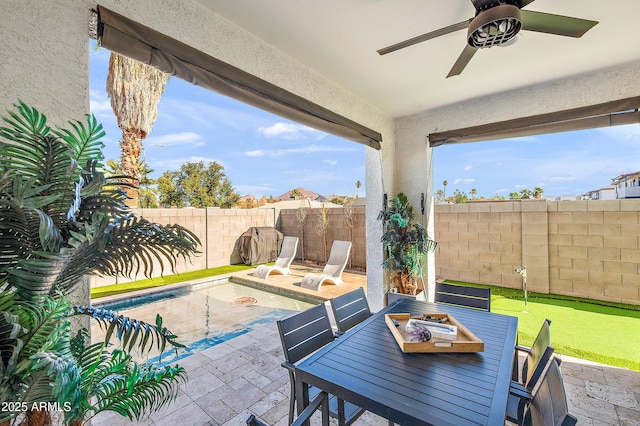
[387,289,426,305]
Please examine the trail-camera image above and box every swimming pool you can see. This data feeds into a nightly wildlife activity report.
[91,279,314,365]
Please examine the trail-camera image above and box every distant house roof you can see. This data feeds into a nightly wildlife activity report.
[258,198,342,209]
[611,171,640,184]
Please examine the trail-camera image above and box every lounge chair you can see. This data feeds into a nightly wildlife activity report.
[253,236,298,280]
[300,240,352,290]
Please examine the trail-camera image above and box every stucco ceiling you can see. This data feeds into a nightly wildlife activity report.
[196,0,640,118]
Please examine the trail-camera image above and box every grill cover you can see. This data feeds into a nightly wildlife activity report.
[240,227,284,265]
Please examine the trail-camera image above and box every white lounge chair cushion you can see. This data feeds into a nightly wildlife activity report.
[300,241,352,290]
[253,236,298,280]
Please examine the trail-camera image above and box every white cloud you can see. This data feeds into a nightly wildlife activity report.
[453,178,475,184]
[244,144,356,157]
[324,160,338,166]
[145,132,204,147]
[258,122,319,140]
[550,175,577,182]
[464,165,473,172]
[89,89,113,118]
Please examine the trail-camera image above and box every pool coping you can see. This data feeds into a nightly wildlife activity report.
[92,274,235,306]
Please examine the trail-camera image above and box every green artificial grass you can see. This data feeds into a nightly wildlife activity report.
[91,264,256,299]
[445,280,640,371]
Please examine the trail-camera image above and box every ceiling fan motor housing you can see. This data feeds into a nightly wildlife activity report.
[468,4,522,48]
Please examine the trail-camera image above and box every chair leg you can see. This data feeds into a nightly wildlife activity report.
[337,398,345,426]
[288,375,296,425]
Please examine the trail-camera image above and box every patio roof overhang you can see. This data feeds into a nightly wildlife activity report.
[97,6,382,150]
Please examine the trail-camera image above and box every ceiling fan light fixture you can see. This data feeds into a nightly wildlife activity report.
[468,4,522,48]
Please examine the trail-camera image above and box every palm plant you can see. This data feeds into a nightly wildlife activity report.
[0,101,199,425]
[378,193,436,295]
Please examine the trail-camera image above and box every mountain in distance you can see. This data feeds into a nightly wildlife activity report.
[274,187,320,201]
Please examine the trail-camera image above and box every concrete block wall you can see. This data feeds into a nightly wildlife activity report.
[435,199,640,305]
[277,206,366,269]
[548,199,640,304]
[90,207,275,287]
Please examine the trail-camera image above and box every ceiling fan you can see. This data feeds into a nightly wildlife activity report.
[377,0,598,78]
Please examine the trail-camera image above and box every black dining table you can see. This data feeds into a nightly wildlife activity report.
[294,297,518,426]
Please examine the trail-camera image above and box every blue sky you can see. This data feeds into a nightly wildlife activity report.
[89,44,640,199]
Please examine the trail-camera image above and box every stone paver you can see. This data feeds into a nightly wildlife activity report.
[90,269,639,425]
[91,318,639,426]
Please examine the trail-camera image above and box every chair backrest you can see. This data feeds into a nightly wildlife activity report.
[523,358,577,426]
[277,303,335,364]
[434,282,491,311]
[523,319,554,389]
[274,236,299,268]
[330,287,371,333]
[322,240,352,278]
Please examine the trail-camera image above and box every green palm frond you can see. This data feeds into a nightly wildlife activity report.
[0,290,81,420]
[68,338,185,423]
[53,112,105,168]
[89,358,185,421]
[74,306,184,354]
[89,216,200,278]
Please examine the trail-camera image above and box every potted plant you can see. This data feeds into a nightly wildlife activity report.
[0,101,200,425]
[378,193,436,304]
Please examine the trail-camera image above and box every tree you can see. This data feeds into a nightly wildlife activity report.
[106,53,169,208]
[343,196,357,268]
[290,188,301,200]
[295,202,309,261]
[470,188,477,199]
[532,187,544,199]
[355,180,362,197]
[315,203,330,262]
[157,161,240,208]
[443,180,448,199]
[509,187,544,200]
[0,101,199,425]
[138,160,159,208]
[435,189,445,202]
[453,189,468,204]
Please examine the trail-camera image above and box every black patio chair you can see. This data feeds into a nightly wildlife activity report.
[330,287,371,336]
[512,319,554,388]
[507,319,555,423]
[247,391,329,426]
[434,282,491,311]
[508,357,577,426]
[277,303,365,426]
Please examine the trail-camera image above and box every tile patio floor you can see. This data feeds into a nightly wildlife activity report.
[90,267,640,426]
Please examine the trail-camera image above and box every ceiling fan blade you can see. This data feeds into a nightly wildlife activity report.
[377,19,471,55]
[447,45,478,78]
[517,0,536,8]
[521,10,598,38]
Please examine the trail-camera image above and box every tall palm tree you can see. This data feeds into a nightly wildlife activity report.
[106,53,169,207]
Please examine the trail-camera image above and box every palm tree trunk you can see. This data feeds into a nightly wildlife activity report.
[120,129,143,206]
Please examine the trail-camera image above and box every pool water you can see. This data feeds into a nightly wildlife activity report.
[91,280,314,365]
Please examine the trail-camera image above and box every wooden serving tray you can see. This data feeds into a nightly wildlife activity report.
[385,313,484,353]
